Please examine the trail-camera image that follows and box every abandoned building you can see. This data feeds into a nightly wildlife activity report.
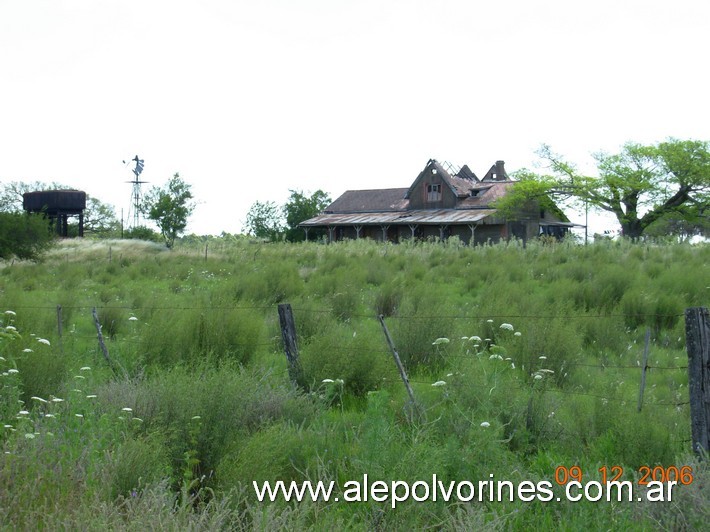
[300,159,577,245]
[23,189,87,237]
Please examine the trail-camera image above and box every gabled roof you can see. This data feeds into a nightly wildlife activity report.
[305,159,541,230]
[405,159,478,200]
[317,159,518,216]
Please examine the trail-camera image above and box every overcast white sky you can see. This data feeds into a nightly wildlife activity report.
[2,0,709,236]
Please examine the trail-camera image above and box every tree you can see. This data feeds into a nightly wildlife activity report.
[0,212,55,260]
[142,173,195,248]
[283,189,331,242]
[494,139,710,239]
[82,196,121,237]
[244,200,284,241]
[644,202,709,241]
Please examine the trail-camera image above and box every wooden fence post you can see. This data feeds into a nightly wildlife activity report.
[378,314,421,422]
[92,307,118,376]
[56,304,64,355]
[278,303,303,387]
[637,328,651,412]
[686,307,710,457]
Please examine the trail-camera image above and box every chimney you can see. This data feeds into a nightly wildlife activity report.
[495,160,507,181]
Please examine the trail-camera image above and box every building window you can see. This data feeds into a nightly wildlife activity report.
[427,183,442,202]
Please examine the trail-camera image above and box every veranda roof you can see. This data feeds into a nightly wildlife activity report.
[300,208,498,227]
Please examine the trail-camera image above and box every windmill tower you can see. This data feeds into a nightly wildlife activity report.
[124,155,147,229]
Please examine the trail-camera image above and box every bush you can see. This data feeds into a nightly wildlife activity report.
[94,363,319,487]
[0,212,55,261]
[101,434,171,500]
[139,307,264,367]
[300,320,396,396]
[217,421,323,486]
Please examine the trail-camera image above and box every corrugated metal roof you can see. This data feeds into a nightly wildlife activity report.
[301,208,498,226]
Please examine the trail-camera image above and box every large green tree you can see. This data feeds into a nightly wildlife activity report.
[494,139,710,239]
[244,200,284,241]
[142,173,195,248]
[283,189,331,242]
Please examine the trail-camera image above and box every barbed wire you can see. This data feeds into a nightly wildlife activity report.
[3,302,691,322]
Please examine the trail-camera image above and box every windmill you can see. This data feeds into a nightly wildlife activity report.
[122,155,148,229]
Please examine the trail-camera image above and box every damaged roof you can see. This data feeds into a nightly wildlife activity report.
[300,158,558,228]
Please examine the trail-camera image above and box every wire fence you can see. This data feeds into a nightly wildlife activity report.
[3,302,700,448]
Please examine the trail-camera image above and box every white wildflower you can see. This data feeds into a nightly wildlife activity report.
[18,410,29,416]
[51,397,64,403]
[5,326,17,331]
[461,336,469,341]
[4,310,16,316]
[499,323,514,331]
[486,319,494,323]
[480,421,490,428]
[44,413,56,418]
[7,369,19,374]
[534,374,543,380]
[538,356,547,360]
[22,349,33,353]
[431,381,446,387]
[37,338,51,346]
[24,433,35,439]
[86,395,97,399]
[322,379,334,383]
[121,407,133,412]
[432,337,450,345]
[128,316,138,321]
[514,332,522,337]
[469,336,482,342]
[489,354,503,361]
[79,366,91,371]
[75,414,84,418]
[30,396,48,403]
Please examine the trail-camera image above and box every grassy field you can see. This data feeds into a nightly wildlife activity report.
[1,236,708,530]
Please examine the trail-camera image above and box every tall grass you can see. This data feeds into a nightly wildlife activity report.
[0,236,707,528]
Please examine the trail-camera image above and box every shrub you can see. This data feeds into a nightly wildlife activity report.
[101,434,171,500]
[217,421,323,486]
[94,363,318,487]
[139,307,264,367]
[0,212,55,260]
[300,320,396,396]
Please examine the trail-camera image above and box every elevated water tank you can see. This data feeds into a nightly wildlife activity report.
[23,189,87,237]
